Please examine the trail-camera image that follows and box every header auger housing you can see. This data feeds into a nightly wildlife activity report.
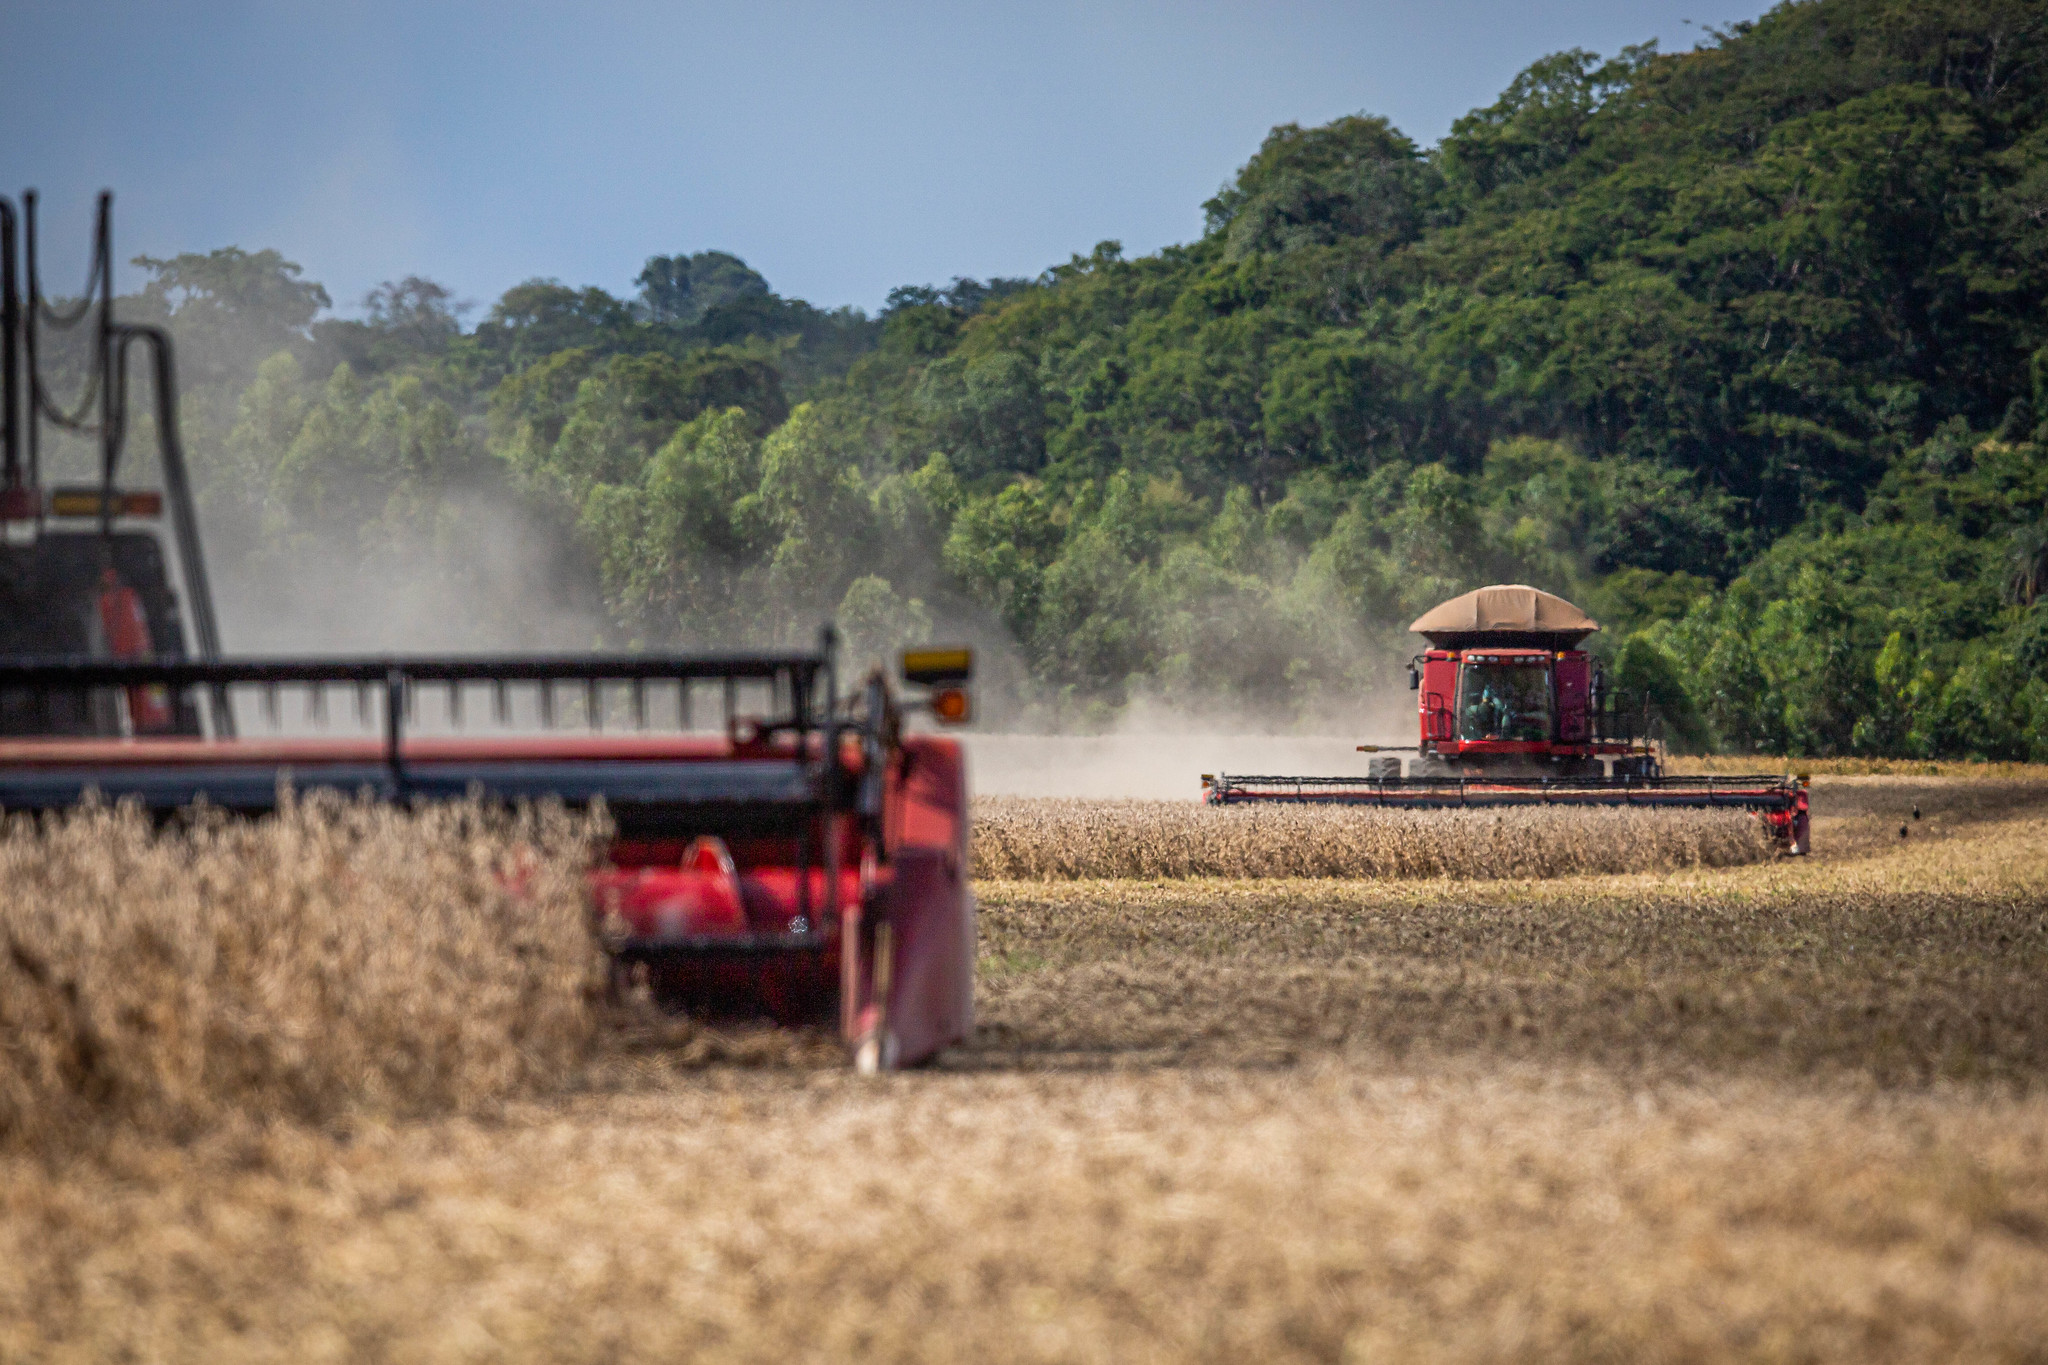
[1204,585,1811,854]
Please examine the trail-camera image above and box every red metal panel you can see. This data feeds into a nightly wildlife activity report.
[842,735,974,1069]
[894,735,969,870]
[592,857,863,938]
[882,736,973,1066]
[95,573,176,733]
[1555,652,1590,742]
[1420,654,1458,744]
[877,847,972,1067]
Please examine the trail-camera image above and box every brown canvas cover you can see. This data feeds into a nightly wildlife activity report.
[1409,584,1599,647]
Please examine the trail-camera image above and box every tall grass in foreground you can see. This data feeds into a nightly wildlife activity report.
[0,795,606,1154]
[971,798,1776,880]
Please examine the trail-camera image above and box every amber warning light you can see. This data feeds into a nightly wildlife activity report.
[45,487,164,519]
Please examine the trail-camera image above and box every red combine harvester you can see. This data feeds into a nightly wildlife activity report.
[1204,584,1810,853]
[0,192,976,1072]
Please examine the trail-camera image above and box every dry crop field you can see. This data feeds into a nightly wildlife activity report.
[2,777,2047,1362]
[969,798,1774,880]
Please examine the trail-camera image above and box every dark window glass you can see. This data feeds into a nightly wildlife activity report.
[1457,661,1551,741]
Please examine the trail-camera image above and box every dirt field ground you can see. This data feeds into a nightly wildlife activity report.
[3,775,2047,1362]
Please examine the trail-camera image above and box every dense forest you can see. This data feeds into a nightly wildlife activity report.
[93,0,2048,754]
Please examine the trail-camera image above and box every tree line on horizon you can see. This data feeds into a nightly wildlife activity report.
[72,0,2048,756]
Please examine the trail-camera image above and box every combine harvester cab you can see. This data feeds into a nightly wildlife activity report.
[0,192,975,1071]
[1205,585,1811,854]
[1408,584,1647,780]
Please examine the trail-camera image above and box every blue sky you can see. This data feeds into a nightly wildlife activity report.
[3,1,1775,318]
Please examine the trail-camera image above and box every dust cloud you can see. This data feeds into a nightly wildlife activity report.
[208,488,604,655]
[957,733,1389,800]
[955,690,1420,800]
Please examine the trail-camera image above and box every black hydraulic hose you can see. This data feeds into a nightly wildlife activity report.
[384,665,406,797]
[21,192,37,492]
[25,190,104,328]
[113,324,232,734]
[819,621,838,734]
[97,194,114,538]
[1,198,18,492]
[21,190,108,498]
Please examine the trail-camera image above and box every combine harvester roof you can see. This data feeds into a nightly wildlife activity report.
[1409,584,1599,648]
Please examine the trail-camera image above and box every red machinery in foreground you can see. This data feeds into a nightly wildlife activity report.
[0,193,975,1070]
[1204,585,1810,853]
[0,645,979,1071]
[1,191,223,737]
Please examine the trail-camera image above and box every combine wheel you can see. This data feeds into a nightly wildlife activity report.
[1787,806,1811,857]
[851,1023,900,1075]
[854,1034,898,1075]
[850,918,898,1075]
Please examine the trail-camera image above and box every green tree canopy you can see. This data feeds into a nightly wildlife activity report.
[149,0,2048,745]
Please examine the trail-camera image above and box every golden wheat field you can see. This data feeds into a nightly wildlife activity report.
[2,774,2047,1362]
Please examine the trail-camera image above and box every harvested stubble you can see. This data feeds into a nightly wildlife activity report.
[0,777,2045,1363]
[971,796,1774,880]
[0,793,606,1153]
[6,1066,2047,1365]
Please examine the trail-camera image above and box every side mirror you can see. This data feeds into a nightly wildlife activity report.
[1408,667,1420,691]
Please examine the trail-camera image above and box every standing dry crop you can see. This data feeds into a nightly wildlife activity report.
[969,798,1775,880]
[0,791,608,1154]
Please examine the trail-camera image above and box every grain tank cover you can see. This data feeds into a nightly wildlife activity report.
[1409,584,1599,649]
